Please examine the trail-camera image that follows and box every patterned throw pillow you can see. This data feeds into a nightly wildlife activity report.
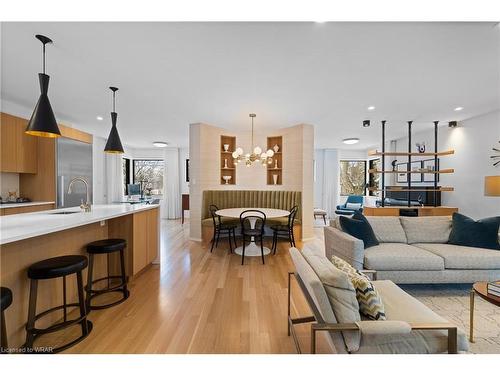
[331,255,359,278]
[350,275,386,321]
[331,255,386,321]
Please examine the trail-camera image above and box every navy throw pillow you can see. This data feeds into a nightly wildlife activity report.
[448,213,500,250]
[339,214,379,249]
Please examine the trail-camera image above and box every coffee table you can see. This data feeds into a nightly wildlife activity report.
[469,281,500,342]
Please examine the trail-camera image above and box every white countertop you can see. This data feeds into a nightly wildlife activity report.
[0,203,160,245]
[0,201,55,208]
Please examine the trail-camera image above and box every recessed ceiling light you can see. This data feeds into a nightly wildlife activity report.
[367,106,376,111]
[153,141,168,148]
[342,138,360,145]
[96,116,103,121]
[454,107,463,111]
[362,120,371,127]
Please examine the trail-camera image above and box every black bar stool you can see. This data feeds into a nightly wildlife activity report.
[85,239,129,310]
[25,255,92,353]
[1,287,13,353]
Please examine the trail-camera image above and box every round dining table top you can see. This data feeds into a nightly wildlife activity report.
[215,207,290,219]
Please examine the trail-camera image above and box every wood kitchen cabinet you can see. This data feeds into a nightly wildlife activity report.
[0,113,38,173]
[132,207,159,275]
[0,203,55,216]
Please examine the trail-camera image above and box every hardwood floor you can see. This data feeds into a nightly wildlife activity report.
[61,219,331,353]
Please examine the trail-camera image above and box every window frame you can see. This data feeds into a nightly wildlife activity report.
[132,159,165,196]
[339,159,367,197]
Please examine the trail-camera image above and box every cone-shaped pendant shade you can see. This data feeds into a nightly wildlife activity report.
[104,112,124,153]
[25,73,61,138]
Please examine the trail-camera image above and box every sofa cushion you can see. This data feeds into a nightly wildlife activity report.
[413,243,500,270]
[201,217,239,227]
[364,243,445,271]
[365,216,407,243]
[400,216,452,244]
[331,256,386,320]
[302,244,361,352]
[448,213,500,250]
[339,215,379,249]
[354,280,468,354]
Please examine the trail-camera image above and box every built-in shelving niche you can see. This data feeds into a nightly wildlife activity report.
[220,135,236,185]
[267,136,283,185]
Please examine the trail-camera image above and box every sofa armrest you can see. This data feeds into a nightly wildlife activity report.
[323,226,364,269]
[355,320,411,336]
[310,321,458,354]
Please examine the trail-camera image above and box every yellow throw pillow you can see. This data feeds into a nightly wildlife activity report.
[331,255,386,321]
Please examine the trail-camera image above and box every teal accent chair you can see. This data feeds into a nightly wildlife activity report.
[335,195,364,215]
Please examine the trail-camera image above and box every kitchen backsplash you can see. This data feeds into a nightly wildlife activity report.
[0,172,20,198]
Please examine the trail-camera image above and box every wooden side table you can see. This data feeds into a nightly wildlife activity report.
[469,281,500,342]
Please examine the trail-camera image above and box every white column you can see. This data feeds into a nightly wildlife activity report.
[105,153,124,204]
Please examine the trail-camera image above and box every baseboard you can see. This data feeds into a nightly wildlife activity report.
[189,236,202,242]
[301,236,316,242]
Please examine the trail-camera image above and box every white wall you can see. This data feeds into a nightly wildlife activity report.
[392,111,500,218]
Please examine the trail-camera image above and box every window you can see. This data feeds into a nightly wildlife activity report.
[123,158,130,195]
[340,160,366,196]
[133,159,164,196]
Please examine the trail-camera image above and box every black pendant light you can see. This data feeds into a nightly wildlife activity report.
[104,87,124,154]
[25,35,61,138]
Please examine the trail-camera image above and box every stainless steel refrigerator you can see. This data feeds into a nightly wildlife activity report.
[56,137,93,208]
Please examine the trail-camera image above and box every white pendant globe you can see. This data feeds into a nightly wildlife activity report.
[266,149,274,157]
[253,146,262,155]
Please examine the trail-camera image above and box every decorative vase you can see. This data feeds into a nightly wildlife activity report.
[223,175,232,185]
[274,159,278,169]
[223,144,230,152]
[224,158,228,168]
[273,144,280,153]
[272,174,278,185]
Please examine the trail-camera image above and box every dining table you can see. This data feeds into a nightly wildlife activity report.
[215,207,290,256]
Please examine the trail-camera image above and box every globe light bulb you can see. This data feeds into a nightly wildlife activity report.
[253,146,262,155]
[236,147,243,155]
[266,149,274,157]
[232,151,238,158]
[260,153,267,159]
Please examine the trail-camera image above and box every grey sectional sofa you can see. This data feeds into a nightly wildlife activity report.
[324,216,500,284]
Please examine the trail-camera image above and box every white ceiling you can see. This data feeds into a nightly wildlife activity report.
[1,22,499,149]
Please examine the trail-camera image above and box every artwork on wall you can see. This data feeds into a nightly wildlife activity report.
[186,159,190,182]
[422,158,440,183]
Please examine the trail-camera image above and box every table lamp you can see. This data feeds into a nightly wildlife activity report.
[484,176,500,196]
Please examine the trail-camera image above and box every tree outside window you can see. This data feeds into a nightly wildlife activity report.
[133,159,164,196]
[340,160,366,196]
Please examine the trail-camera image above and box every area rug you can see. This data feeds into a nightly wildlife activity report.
[401,284,500,354]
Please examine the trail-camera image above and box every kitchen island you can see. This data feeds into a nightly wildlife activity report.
[0,203,160,348]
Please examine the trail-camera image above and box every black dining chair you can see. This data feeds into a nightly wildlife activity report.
[239,209,267,265]
[271,205,298,254]
[209,205,237,253]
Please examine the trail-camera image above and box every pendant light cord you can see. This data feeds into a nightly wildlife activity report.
[251,116,254,150]
[42,42,46,74]
[113,91,116,112]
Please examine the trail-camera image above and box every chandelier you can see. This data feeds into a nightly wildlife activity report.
[232,113,274,167]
